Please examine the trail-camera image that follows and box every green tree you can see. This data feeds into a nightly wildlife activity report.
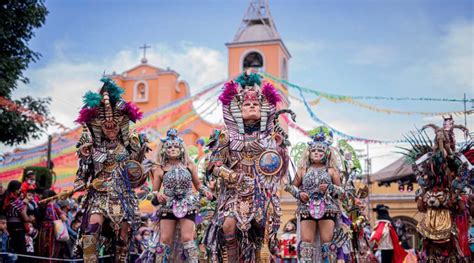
[0,0,50,146]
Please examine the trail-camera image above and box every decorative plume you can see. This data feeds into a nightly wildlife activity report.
[161,128,184,143]
[83,91,102,108]
[308,126,334,146]
[123,101,143,122]
[262,82,281,106]
[100,77,124,104]
[396,130,433,163]
[235,72,261,87]
[219,81,238,106]
[312,132,327,143]
[75,107,99,124]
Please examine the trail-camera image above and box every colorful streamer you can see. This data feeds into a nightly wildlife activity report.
[267,75,465,116]
[262,71,472,104]
[290,94,467,116]
[294,85,407,144]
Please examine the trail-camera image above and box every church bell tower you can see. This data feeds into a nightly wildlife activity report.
[227,0,291,83]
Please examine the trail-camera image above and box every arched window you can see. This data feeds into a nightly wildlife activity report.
[243,51,264,70]
[133,81,149,102]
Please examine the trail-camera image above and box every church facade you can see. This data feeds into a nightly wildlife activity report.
[106,62,216,147]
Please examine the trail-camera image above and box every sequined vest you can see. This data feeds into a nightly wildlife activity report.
[160,165,198,218]
[300,167,332,196]
[298,167,340,219]
[162,166,193,199]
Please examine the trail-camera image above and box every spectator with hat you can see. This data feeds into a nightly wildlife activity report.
[370,204,408,263]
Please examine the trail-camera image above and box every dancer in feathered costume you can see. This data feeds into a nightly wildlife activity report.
[337,139,374,263]
[285,128,344,263]
[74,77,151,262]
[152,128,213,263]
[402,115,472,262]
[196,130,220,262]
[203,71,292,262]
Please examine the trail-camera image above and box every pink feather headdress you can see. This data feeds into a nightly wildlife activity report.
[123,101,143,122]
[262,82,281,106]
[75,107,99,124]
[219,80,239,106]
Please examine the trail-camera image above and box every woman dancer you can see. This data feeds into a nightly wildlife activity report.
[152,128,212,263]
[285,131,342,262]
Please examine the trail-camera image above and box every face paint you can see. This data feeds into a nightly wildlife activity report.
[309,144,329,164]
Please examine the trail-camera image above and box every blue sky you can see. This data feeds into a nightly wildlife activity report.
[5,0,474,171]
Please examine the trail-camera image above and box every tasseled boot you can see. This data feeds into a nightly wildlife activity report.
[82,235,98,263]
[298,241,314,263]
[155,244,171,263]
[183,240,199,263]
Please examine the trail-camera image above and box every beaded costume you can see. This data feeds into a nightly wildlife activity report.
[403,116,472,262]
[203,72,291,262]
[285,129,345,263]
[73,78,150,262]
[159,164,199,219]
[153,129,207,263]
[297,167,340,220]
[336,140,373,263]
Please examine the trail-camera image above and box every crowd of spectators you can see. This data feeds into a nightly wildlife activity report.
[0,171,157,263]
[1,171,474,262]
[0,171,83,262]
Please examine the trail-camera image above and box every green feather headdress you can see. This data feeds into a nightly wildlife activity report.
[82,77,125,108]
[235,72,262,87]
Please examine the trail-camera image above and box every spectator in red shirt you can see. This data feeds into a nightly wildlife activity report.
[21,170,37,196]
[2,180,34,257]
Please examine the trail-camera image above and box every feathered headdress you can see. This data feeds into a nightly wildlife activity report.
[308,126,334,152]
[219,72,282,151]
[299,126,337,170]
[76,77,142,124]
[75,77,143,147]
[157,128,189,165]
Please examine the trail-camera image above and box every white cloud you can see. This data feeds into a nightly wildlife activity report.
[1,41,227,152]
[348,45,397,66]
[430,20,474,92]
[113,42,227,92]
